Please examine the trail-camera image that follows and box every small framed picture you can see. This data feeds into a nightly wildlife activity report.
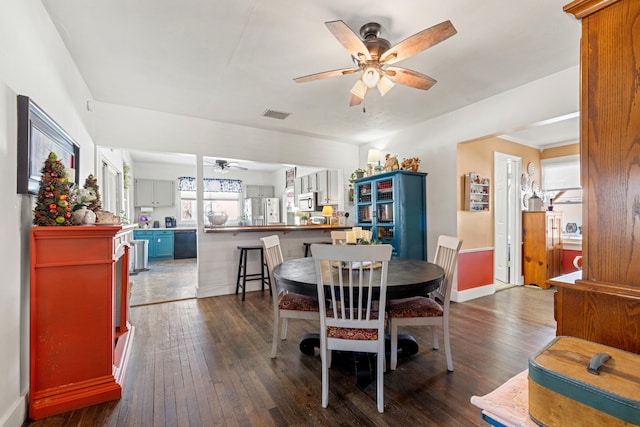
[285,167,296,188]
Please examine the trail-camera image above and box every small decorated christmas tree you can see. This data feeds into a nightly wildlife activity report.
[33,152,73,226]
[82,174,102,213]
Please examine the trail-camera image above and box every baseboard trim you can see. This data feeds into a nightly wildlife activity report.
[1,394,27,427]
[196,282,271,299]
[452,283,495,302]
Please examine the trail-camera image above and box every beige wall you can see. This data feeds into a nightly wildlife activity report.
[457,137,541,250]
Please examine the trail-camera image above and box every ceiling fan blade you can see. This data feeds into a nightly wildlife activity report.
[325,20,372,62]
[380,20,457,65]
[385,67,437,90]
[350,93,364,106]
[294,68,358,83]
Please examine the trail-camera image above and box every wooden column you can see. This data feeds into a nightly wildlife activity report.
[553,0,640,353]
[29,225,136,419]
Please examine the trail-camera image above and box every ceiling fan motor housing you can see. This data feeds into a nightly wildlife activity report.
[359,23,391,60]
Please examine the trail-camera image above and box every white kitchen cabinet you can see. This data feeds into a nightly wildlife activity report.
[301,174,317,193]
[134,179,175,207]
[295,174,317,208]
[244,185,274,198]
[294,178,304,200]
[316,169,339,205]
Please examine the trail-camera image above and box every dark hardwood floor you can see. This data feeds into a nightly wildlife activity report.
[24,285,556,426]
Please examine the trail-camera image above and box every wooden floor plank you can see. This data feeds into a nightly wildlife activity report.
[23,281,557,427]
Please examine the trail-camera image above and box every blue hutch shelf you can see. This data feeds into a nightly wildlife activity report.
[353,170,427,260]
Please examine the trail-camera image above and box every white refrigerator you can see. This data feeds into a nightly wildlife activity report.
[263,197,280,225]
[244,198,280,225]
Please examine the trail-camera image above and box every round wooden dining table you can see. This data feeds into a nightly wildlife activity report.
[273,256,445,357]
[273,257,445,299]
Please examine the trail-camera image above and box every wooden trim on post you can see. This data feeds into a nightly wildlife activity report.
[564,0,622,18]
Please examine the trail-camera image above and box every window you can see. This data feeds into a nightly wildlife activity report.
[180,199,196,221]
[204,198,240,222]
[101,160,122,214]
[541,155,580,190]
[177,177,243,225]
[179,191,242,225]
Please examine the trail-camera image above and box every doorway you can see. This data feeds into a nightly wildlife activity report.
[494,152,522,287]
[129,258,197,306]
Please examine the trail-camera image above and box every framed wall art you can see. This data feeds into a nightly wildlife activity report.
[17,95,80,195]
[285,167,296,188]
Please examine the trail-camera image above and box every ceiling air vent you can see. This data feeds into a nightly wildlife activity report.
[262,109,291,120]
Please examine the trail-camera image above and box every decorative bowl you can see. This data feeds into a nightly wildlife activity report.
[207,211,228,226]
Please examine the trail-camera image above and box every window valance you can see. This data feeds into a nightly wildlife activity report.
[177,177,243,193]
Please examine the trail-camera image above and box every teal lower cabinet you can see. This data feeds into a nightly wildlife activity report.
[133,229,174,261]
[153,230,174,260]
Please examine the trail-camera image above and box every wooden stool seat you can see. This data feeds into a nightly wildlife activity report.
[303,241,332,257]
[236,245,271,301]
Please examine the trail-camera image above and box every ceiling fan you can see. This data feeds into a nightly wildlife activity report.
[205,159,248,173]
[294,19,457,106]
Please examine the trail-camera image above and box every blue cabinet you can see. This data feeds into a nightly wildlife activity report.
[133,229,174,261]
[354,170,427,260]
[153,230,174,260]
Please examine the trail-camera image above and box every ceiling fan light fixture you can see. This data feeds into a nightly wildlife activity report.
[350,79,367,99]
[362,67,380,88]
[377,75,395,96]
[294,19,457,106]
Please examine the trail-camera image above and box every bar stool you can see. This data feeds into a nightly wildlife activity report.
[303,241,332,257]
[236,245,271,301]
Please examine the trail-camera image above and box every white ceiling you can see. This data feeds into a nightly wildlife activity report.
[124,150,285,172]
[42,0,581,168]
[498,113,580,148]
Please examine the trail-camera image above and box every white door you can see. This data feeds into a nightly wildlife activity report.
[494,152,522,285]
[494,156,509,282]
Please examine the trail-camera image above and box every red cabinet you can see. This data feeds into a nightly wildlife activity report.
[29,225,135,419]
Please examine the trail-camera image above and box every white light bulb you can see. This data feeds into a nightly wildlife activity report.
[362,67,380,88]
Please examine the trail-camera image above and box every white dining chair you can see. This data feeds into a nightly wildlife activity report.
[387,235,463,371]
[261,235,320,359]
[311,243,393,413]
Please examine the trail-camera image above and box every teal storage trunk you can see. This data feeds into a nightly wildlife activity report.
[528,336,640,426]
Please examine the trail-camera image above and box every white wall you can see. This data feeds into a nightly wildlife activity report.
[1,1,97,426]
[364,66,580,261]
[92,102,361,174]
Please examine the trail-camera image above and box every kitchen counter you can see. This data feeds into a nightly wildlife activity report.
[548,270,581,286]
[137,226,197,230]
[562,233,582,250]
[204,224,351,235]
[197,224,352,299]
